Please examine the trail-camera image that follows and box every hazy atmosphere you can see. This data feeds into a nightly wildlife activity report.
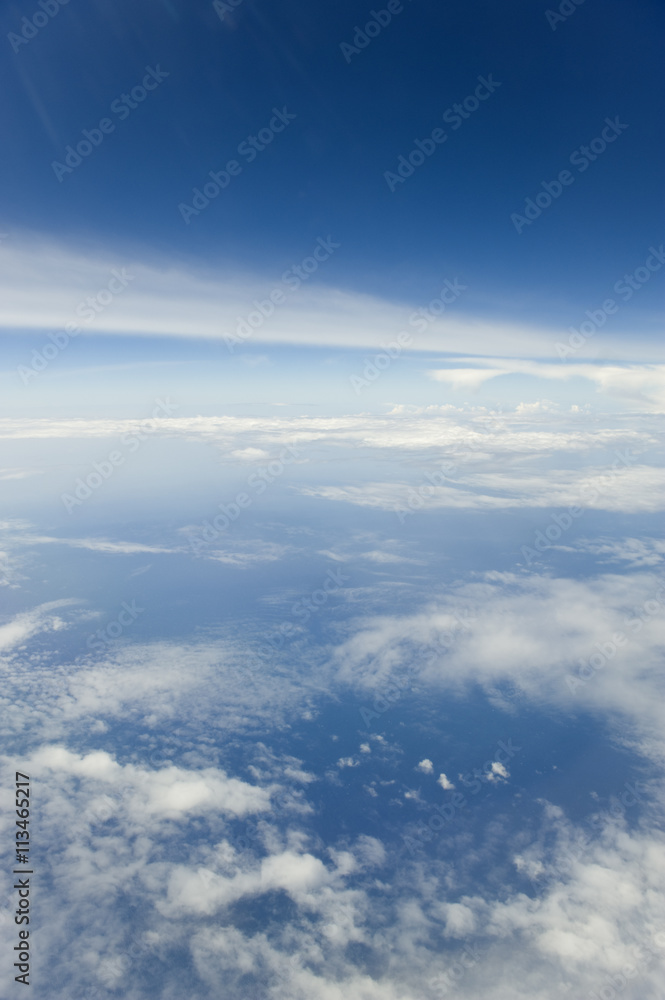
[1,1,664,998]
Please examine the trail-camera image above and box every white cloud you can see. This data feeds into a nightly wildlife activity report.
[18,534,179,555]
[301,464,665,514]
[429,359,665,411]
[332,570,665,764]
[28,745,272,820]
[487,761,509,782]
[440,901,477,937]
[6,235,664,364]
[0,409,652,457]
[0,466,44,480]
[416,759,434,774]
[0,599,79,651]
[231,447,271,460]
[0,634,327,748]
[574,536,665,568]
[0,523,291,570]
[1,628,664,1000]
[7,758,660,1000]
[359,549,422,564]
[0,372,664,1000]
[207,541,291,568]
[161,850,330,917]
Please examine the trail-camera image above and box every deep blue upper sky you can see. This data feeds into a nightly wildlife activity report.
[2,0,663,315]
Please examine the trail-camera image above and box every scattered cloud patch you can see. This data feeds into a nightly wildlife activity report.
[337,756,360,769]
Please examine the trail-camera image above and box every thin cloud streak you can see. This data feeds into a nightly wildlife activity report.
[2,236,663,360]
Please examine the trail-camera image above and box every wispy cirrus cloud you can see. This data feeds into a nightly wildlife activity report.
[2,236,663,363]
[15,534,180,555]
[0,598,80,651]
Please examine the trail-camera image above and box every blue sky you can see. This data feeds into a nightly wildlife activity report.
[2,0,664,417]
[1,3,665,999]
[1,0,664,384]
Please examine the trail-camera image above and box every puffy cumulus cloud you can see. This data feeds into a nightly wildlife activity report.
[487,761,509,782]
[332,571,665,762]
[440,901,477,938]
[416,759,434,774]
[199,810,665,1000]
[442,804,665,999]
[161,850,332,917]
[162,822,467,1000]
[24,745,272,821]
[438,773,455,790]
[0,745,302,998]
[189,925,401,1000]
[0,737,399,1000]
[2,736,665,1000]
